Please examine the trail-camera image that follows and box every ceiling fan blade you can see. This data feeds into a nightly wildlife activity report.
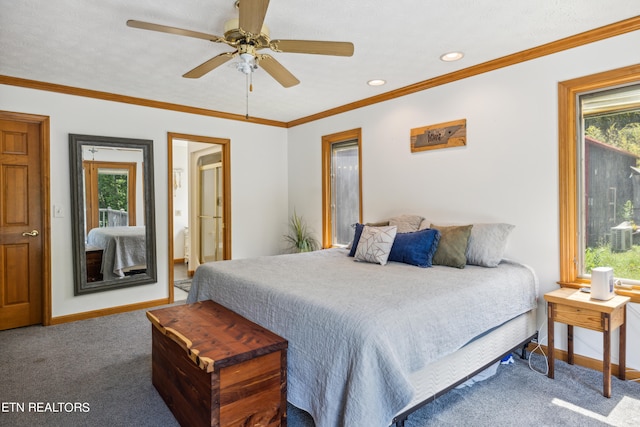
[127,20,224,43]
[239,0,270,35]
[257,55,299,88]
[183,52,238,78]
[270,40,354,56]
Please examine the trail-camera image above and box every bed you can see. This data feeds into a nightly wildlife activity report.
[186,232,539,427]
[86,226,146,280]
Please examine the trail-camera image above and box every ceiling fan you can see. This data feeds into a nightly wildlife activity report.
[126,0,354,88]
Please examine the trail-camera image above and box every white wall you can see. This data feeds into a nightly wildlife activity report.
[287,31,640,369]
[0,85,289,317]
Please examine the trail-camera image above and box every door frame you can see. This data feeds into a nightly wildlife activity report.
[0,110,51,326]
[167,132,231,302]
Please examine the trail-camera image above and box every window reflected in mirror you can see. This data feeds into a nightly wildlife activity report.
[83,159,137,234]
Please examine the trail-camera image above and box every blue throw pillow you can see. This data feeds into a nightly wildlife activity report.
[348,223,365,257]
[388,228,441,267]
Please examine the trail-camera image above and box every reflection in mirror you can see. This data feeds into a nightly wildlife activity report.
[70,134,157,295]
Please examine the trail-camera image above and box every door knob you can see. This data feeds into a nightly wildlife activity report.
[22,230,39,237]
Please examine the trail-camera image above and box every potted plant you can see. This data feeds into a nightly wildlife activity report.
[284,210,319,253]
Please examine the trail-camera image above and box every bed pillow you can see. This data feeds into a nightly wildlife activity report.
[430,224,473,268]
[466,223,515,267]
[347,221,391,256]
[418,220,434,231]
[348,223,365,256]
[388,228,441,267]
[365,221,390,227]
[354,225,397,265]
[389,214,424,233]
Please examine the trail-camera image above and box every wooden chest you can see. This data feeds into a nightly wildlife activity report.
[147,301,288,427]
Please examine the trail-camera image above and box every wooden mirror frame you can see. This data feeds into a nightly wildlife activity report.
[69,134,157,295]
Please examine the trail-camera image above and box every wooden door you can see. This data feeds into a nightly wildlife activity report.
[0,117,43,330]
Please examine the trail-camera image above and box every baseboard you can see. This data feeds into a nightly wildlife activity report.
[527,343,640,381]
[49,298,171,325]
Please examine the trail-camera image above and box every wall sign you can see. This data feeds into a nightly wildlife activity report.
[410,119,466,153]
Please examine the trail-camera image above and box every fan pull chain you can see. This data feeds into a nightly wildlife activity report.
[245,72,255,120]
[245,72,250,120]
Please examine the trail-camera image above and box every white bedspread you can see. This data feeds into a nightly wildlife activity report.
[187,248,538,427]
[87,226,146,278]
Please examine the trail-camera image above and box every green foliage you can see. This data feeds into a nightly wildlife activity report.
[284,210,319,253]
[585,112,640,164]
[623,200,635,223]
[582,100,640,280]
[98,173,128,211]
[584,244,640,280]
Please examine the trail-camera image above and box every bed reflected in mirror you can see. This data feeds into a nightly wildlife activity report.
[69,134,157,295]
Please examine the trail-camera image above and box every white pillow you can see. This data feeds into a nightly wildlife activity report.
[466,223,515,267]
[388,214,424,233]
[354,225,398,265]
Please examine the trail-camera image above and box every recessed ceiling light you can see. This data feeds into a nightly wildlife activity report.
[440,52,464,62]
[367,79,386,86]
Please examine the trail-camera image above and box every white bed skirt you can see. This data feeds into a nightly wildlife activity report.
[394,309,537,421]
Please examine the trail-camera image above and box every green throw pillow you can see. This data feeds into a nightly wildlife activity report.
[430,224,473,268]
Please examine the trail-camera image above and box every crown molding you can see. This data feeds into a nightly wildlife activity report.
[0,75,288,128]
[286,15,640,127]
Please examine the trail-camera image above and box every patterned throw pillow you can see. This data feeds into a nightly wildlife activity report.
[348,221,391,256]
[354,225,398,265]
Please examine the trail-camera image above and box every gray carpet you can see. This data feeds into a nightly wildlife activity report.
[1,304,639,427]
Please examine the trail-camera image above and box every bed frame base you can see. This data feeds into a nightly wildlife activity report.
[391,310,538,427]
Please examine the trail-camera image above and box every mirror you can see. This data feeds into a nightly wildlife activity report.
[69,134,157,295]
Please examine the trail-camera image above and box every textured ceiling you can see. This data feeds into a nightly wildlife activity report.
[1,0,639,123]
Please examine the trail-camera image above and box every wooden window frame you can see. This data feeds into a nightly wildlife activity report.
[558,64,640,303]
[83,160,137,233]
[321,128,363,248]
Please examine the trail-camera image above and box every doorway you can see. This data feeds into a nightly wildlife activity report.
[168,133,230,303]
[0,111,51,330]
[198,157,224,263]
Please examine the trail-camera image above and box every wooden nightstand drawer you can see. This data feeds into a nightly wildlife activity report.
[553,305,603,331]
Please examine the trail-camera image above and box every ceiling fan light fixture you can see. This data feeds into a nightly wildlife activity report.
[367,79,386,86]
[239,52,254,62]
[440,51,464,62]
[236,53,257,74]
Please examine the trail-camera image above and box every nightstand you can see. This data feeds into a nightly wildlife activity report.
[544,287,629,397]
[85,246,104,282]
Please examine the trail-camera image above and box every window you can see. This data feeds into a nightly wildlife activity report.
[83,161,137,234]
[559,64,640,302]
[322,129,362,248]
